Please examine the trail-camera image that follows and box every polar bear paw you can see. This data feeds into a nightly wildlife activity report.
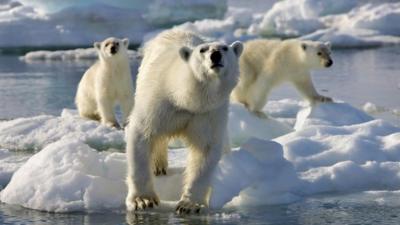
[154,167,167,176]
[175,199,205,215]
[126,194,159,211]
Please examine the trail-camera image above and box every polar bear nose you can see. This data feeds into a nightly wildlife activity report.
[210,51,222,64]
[110,46,117,54]
[325,59,333,67]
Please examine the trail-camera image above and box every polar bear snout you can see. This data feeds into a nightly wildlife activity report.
[325,58,333,67]
[210,51,223,68]
[109,42,119,55]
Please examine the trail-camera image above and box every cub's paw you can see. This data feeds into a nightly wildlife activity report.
[154,167,167,176]
[314,95,333,103]
[175,199,205,215]
[125,194,159,211]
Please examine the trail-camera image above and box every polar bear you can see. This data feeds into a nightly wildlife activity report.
[125,30,243,214]
[231,39,333,118]
[75,37,134,128]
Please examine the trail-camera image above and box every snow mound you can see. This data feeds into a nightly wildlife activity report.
[0,139,128,212]
[0,149,30,189]
[0,137,289,212]
[228,104,292,146]
[294,102,374,130]
[0,109,125,151]
[20,48,141,61]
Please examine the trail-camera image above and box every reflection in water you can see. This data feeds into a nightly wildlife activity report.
[3,194,400,224]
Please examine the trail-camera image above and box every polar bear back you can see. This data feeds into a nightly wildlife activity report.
[241,39,308,82]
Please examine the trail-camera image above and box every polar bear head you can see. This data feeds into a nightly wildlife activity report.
[179,41,243,83]
[94,37,129,61]
[300,41,333,69]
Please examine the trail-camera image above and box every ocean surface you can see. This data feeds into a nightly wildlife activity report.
[0,46,399,224]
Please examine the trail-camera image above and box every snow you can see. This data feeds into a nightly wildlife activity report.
[171,0,400,48]
[2,0,400,48]
[0,149,30,189]
[0,109,125,151]
[1,99,400,212]
[0,104,291,151]
[0,0,227,46]
[20,48,140,62]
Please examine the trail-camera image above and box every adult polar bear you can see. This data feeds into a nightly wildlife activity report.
[231,39,333,117]
[125,30,243,214]
[75,37,134,128]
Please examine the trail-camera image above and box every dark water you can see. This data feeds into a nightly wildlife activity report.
[0,47,400,224]
[2,195,400,225]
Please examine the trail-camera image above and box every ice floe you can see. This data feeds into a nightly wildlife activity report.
[1,100,399,212]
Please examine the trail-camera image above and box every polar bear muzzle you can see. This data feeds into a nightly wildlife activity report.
[210,51,223,68]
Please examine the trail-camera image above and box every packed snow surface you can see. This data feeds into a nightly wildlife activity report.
[1,100,399,212]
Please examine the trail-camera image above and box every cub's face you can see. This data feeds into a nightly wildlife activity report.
[94,37,129,59]
[179,41,243,82]
[301,41,333,69]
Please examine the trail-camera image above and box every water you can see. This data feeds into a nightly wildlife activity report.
[2,194,400,225]
[0,47,399,224]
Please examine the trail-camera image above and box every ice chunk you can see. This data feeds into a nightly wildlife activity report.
[0,109,125,151]
[20,48,140,61]
[0,137,293,211]
[294,102,373,130]
[228,104,292,146]
[0,149,30,189]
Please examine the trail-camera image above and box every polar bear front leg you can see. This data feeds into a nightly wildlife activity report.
[292,74,332,104]
[126,126,159,211]
[97,95,120,128]
[152,137,168,176]
[176,115,224,214]
[245,75,271,118]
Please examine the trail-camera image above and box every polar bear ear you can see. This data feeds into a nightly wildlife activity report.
[230,41,243,57]
[301,43,307,51]
[94,42,101,50]
[122,38,129,48]
[324,41,332,50]
[179,46,192,62]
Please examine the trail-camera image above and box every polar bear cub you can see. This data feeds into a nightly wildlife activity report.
[75,37,134,128]
[125,30,243,214]
[231,39,333,117]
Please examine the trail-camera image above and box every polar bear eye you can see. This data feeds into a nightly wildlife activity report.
[317,52,322,56]
[222,46,228,51]
[200,47,208,53]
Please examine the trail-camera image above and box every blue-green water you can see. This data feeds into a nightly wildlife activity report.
[0,47,400,224]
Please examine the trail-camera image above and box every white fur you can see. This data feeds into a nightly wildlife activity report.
[125,30,242,213]
[75,37,134,128]
[231,39,333,117]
